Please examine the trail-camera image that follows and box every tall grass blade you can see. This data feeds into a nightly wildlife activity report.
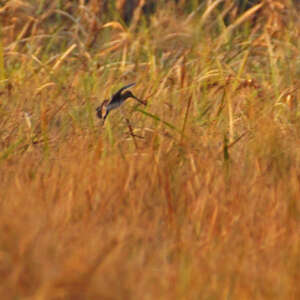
[0,24,5,83]
[216,2,264,49]
[136,108,182,134]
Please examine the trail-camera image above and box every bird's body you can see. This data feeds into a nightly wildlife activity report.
[96,83,146,121]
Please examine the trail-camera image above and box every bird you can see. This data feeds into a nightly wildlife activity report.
[96,83,146,122]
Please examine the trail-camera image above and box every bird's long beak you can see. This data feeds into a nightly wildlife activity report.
[132,95,147,106]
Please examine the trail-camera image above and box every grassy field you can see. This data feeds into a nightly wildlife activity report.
[0,0,300,299]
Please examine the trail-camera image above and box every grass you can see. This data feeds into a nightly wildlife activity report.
[0,0,300,299]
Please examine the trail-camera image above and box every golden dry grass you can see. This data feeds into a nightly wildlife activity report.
[0,0,300,299]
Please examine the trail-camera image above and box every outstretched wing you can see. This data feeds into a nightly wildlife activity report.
[110,83,136,103]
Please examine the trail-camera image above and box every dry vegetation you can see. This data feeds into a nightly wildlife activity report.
[0,0,300,299]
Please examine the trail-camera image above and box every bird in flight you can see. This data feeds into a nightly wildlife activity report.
[96,83,146,122]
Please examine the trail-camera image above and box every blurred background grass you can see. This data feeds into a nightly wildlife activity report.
[0,0,300,299]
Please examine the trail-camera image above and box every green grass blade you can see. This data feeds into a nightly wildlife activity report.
[135,108,182,135]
